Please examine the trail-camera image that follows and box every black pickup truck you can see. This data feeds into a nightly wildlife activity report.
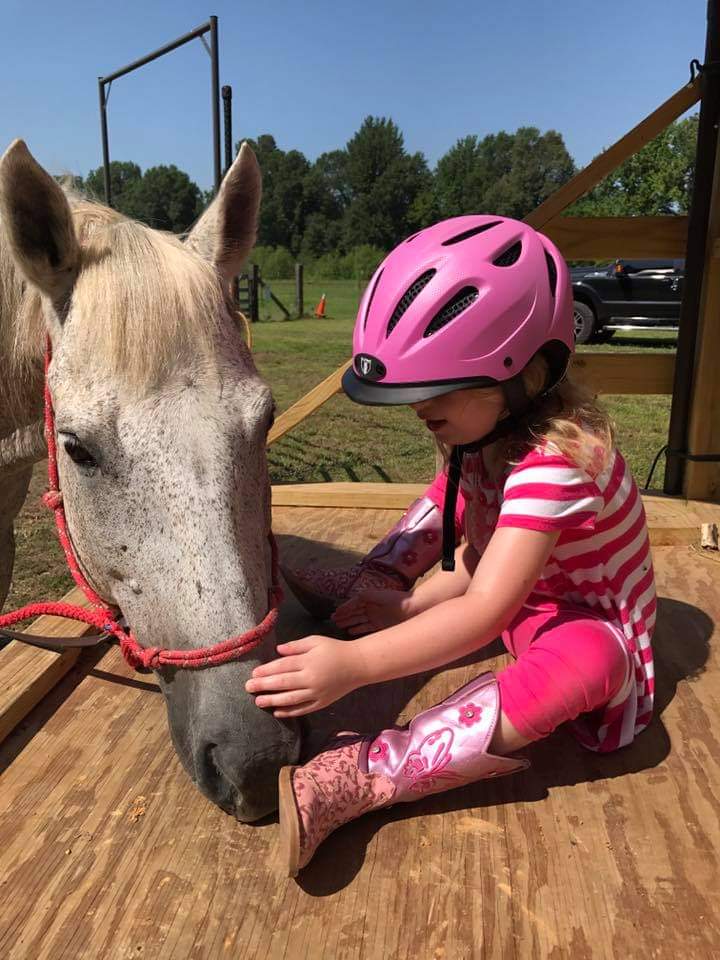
[571,259,684,343]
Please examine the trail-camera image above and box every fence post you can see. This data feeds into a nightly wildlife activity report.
[295,263,304,318]
[251,264,260,323]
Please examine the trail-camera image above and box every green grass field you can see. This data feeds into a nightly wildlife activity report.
[3,278,675,612]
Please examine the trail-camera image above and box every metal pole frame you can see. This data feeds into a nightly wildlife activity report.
[222,85,233,173]
[97,16,221,207]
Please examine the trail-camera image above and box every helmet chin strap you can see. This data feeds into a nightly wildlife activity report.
[441,374,533,571]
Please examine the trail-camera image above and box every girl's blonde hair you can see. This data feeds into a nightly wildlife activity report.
[438,351,615,479]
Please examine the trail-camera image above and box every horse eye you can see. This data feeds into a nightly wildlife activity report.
[62,434,98,468]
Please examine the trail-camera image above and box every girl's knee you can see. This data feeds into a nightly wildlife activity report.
[496,618,631,741]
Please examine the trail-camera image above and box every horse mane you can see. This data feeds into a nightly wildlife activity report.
[0,191,227,411]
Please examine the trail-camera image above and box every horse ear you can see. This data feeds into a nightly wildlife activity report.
[0,140,79,312]
[186,141,262,285]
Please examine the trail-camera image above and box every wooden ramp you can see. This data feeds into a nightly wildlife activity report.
[0,505,719,959]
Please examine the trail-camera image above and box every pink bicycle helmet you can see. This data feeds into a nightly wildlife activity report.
[342,215,574,412]
[342,215,575,573]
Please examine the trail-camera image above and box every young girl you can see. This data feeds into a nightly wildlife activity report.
[246,215,656,876]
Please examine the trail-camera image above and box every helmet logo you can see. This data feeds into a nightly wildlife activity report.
[355,353,386,381]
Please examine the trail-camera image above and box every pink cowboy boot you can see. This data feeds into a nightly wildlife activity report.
[282,493,464,620]
[278,672,528,876]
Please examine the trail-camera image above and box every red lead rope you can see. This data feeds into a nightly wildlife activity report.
[0,336,283,671]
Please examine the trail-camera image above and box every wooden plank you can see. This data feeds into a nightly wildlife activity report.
[0,509,719,958]
[272,481,427,510]
[268,359,352,446]
[0,586,93,745]
[571,351,675,394]
[685,115,720,500]
[526,77,701,228]
[271,484,720,546]
[543,215,688,260]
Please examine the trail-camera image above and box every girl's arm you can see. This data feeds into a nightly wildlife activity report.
[405,541,479,614]
[332,540,479,634]
[349,525,559,686]
[246,525,560,716]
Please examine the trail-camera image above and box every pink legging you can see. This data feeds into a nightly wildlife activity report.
[496,595,631,742]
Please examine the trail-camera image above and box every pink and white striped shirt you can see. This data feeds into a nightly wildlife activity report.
[461,444,656,752]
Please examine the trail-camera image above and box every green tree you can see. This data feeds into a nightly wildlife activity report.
[242,135,311,254]
[300,150,351,258]
[342,117,432,249]
[435,128,575,219]
[567,115,698,217]
[84,160,142,209]
[121,165,204,232]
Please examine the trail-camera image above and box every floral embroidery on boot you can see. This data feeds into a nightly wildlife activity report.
[280,740,396,875]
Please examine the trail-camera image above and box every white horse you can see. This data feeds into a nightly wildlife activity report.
[0,140,300,821]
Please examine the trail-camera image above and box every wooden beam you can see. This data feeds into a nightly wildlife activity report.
[272,482,427,510]
[272,486,720,545]
[0,587,93,745]
[570,351,675,395]
[685,124,720,500]
[272,484,720,545]
[268,360,352,446]
[543,216,688,260]
[526,77,701,228]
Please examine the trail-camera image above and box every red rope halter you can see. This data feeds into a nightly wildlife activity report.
[0,336,283,671]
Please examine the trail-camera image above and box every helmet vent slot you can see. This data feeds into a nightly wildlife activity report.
[386,269,436,337]
[423,286,479,338]
[363,268,384,330]
[493,241,522,267]
[442,221,501,246]
[545,252,558,297]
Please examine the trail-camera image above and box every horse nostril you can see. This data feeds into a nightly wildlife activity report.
[196,742,236,813]
[202,742,221,788]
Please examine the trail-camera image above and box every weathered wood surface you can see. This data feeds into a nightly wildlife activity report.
[271,486,720,546]
[684,96,720,501]
[543,215,688,260]
[4,490,713,754]
[0,587,92,743]
[0,505,718,958]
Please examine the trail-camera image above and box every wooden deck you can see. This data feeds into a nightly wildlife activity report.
[1,503,719,958]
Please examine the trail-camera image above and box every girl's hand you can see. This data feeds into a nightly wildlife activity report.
[332,589,416,636]
[244,635,363,717]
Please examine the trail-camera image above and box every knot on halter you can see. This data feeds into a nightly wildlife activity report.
[42,490,64,511]
[120,635,162,671]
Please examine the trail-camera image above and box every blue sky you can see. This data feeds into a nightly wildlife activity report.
[1,1,706,190]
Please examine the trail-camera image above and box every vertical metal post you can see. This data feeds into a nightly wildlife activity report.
[222,85,233,173]
[295,263,304,318]
[98,79,112,206]
[664,0,720,492]
[210,16,221,193]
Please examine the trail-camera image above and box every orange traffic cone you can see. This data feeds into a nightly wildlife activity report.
[314,293,327,318]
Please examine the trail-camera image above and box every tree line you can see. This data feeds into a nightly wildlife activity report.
[77,114,698,280]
